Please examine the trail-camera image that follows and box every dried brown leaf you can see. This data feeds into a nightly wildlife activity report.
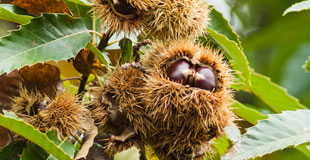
[12,0,70,16]
[75,116,98,160]
[84,145,112,160]
[73,49,103,76]
[18,63,61,98]
[0,126,12,148]
[0,70,23,109]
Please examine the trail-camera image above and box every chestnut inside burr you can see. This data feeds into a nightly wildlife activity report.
[166,59,217,92]
[109,0,137,19]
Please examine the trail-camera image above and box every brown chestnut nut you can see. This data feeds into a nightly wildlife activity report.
[166,59,192,85]
[112,0,136,16]
[194,67,217,91]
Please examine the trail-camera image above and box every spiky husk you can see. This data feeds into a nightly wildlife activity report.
[140,40,235,159]
[142,0,210,40]
[92,0,150,35]
[127,0,154,10]
[89,65,153,155]
[11,89,87,138]
[36,92,87,138]
[11,88,46,127]
[11,87,44,117]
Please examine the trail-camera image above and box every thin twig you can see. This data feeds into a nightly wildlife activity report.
[61,77,82,81]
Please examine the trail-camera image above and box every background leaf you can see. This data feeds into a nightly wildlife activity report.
[250,71,307,112]
[0,111,72,160]
[0,4,32,24]
[283,0,310,16]
[0,13,92,75]
[0,140,26,159]
[303,56,310,72]
[20,143,49,160]
[223,110,310,160]
[119,38,133,64]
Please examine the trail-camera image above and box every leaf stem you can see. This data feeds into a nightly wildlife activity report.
[92,14,97,45]
[97,30,114,50]
[89,30,103,39]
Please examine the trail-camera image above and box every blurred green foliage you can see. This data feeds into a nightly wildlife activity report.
[210,0,310,159]
[211,0,310,110]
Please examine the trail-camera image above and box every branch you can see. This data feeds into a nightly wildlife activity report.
[133,39,151,62]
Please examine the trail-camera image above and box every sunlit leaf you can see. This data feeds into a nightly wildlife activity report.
[73,48,103,76]
[223,110,310,160]
[86,43,111,70]
[0,14,92,75]
[207,28,251,87]
[283,0,310,16]
[232,100,268,125]
[114,147,140,160]
[209,7,241,46]
[0,4,33,24]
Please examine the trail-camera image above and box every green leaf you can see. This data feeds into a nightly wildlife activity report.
[209,7,241,46]
[0,140,27,159]
[303,56,310,72]
[86,43,111,70]
[232,100,268,125]
[207,28,251,87]
[250,71,307,112]
[283,0,310,16]
[114,147,140,160]
[0,4,33,24]
[20,143,49,160]
[0,111,72,160]
[45,130,75,159]
[225,126,241,143]
[213,136,230,157]
[223,110,310,160]
[0,13,92,75]
[119,38,133,64]
[64,0,91,17]
[64,0,100,32]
